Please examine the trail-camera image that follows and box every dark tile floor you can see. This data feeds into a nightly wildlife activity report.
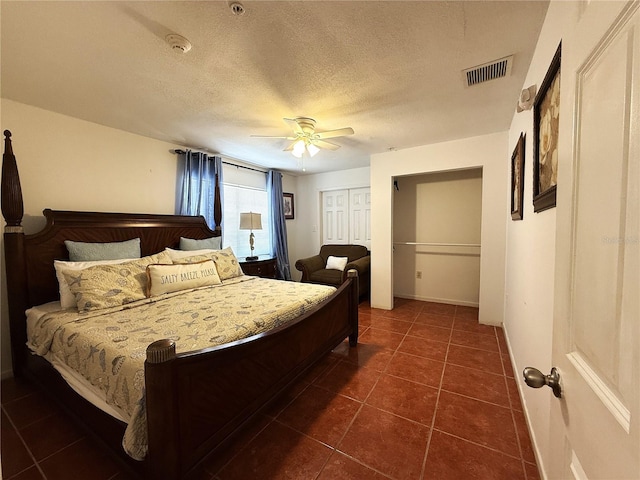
[1,299,539,480]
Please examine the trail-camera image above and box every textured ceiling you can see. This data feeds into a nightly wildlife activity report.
[1,1,549,175]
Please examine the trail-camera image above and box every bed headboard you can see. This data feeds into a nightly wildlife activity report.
[1,130,222,375]
[22,209,222,306]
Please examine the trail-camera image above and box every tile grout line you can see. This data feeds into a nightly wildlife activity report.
[210,360,329,478]
[325,303,427,479]
[1,403,48,480]
[419,308,455,480]
[495,325,531,480]
[315,304,399,480]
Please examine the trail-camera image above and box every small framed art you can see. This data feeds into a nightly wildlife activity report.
[283,193,294,220]
[511,133,525,221]
[533,42,561,213]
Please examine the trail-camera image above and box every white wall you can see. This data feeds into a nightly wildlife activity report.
[393,169,482,306]
[291,167,370,281]
[0,99,187,377]
[371,132,508,326]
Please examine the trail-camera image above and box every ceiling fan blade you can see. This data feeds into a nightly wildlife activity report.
[315,127,354,140]
[283,118,303,134]
[250,135,296,139]
[314,139,341,151]
[283,141,296,152]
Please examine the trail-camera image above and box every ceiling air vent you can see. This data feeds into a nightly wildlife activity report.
[463,55,513,87]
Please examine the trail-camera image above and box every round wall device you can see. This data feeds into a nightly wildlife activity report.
[165,34,192,54]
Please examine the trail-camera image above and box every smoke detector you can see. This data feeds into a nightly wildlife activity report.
[165,34,192,54]
[230,2,245,15]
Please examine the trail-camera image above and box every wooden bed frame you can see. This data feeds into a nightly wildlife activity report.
[1,130,359,479]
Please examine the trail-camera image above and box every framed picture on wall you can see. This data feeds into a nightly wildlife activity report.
[511,133,526,221]
[283,192,294,220]
[533,42,561,213]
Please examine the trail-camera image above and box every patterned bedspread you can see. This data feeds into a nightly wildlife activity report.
[26,276,336,460]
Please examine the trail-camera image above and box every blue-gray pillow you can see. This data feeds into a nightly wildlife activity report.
[64,238,141,261]
[179,236,222,251]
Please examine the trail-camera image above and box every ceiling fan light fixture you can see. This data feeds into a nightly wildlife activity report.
[307,143,320,157]
[253,116,354,165]
[292,139,305,158]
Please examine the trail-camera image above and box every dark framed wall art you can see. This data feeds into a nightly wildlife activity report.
[511,133,526,221]
[533,42,561,212]
[283,192,294,220]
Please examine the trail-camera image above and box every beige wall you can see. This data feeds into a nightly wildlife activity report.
[393,169,482,306]
[371,131,508,326]
[0,100,188,377]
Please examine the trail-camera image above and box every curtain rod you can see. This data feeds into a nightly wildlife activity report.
[174,149,267,174]
[222,161,266,174]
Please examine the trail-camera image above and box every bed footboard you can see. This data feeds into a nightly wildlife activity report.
[144,274,358,480]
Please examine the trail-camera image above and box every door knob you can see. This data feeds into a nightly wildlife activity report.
[523,366,562,398]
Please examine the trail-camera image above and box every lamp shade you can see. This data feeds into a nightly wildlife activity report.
[239,212,262,230]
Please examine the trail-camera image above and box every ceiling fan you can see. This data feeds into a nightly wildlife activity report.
[251,117,354,158]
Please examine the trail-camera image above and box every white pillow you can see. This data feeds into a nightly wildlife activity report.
[326,256,349,271]
[164,247,218,262]
[54,258,137,309]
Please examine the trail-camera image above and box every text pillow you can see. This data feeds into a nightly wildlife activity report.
[146,260,221,297]
[326,256,349,271]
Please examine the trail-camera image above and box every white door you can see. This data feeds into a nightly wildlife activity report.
[322,190,349,244]
[349,187,371,250]
[546,2,640,478]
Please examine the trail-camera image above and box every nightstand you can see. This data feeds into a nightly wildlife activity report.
[240,256,277,279]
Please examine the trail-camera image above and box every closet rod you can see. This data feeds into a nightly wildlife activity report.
[394,242,481,248]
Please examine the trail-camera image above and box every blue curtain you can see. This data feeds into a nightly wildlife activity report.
[267,170,291,280]
[178,150,224,233]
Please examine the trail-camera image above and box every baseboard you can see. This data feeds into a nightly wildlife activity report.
[501,323,547,480]
[393,293,479,308]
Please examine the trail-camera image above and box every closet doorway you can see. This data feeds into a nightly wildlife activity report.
[393,168,482,306]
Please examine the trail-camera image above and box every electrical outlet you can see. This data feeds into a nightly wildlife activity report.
[416,271,422,279]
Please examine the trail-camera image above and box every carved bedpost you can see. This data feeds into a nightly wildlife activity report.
[1,130,29,375]
[2,131,24,227]
[145,340,180,480]
[213,173,222,233]
[347,269,359,347]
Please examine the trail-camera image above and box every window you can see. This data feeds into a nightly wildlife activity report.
[222,164,272,259]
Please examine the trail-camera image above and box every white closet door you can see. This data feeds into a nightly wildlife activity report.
[349,188,371,250]
[322,190,349,244]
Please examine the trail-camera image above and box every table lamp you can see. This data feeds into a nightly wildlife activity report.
[239,212,262,261]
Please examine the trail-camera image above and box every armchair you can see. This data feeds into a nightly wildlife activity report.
[295,244,370,300]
